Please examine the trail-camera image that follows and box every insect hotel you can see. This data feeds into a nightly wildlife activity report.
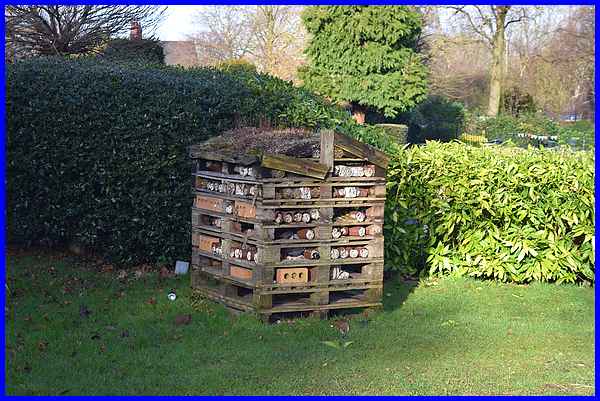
[189,128,389,320]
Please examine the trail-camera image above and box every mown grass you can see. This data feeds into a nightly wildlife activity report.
[5,248,595,395]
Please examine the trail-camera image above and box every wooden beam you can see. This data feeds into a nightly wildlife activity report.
[319,129,335,172]
[188,146,258,166]
[333,132,390,169]
[261,154,329,180]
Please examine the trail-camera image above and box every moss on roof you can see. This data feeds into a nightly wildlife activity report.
[196,127,320,158]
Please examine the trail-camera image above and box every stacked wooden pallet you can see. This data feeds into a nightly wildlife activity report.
[189,129,389,320]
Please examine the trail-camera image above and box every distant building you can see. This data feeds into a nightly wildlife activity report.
[130,22,201,68]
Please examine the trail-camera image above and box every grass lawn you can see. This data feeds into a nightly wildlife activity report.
[5,248,595,395]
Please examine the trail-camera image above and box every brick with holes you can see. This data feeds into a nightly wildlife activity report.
[275,268,309,284]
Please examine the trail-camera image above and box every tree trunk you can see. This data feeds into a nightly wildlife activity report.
[351,103,367,125]
[487,7,508,117]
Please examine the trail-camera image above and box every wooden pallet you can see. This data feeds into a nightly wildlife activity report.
[190,129,387,320]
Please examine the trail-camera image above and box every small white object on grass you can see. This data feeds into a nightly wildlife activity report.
[175,261,189,275]
[168,292,177,301]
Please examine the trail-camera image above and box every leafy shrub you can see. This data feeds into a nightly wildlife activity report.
[217,59,258,74]
[501,86,536,116]
[466,112,594,150]
[7,57,392,266]
[375,124,408,145]
[558,120,595,150]
[459,133,486,146]
[100,38,165,65]
[6,57,249,265]
[407,96,465,143]
[385,142,595,284]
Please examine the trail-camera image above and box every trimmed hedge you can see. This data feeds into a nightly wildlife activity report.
[6,57,392,266]
[385,142,595,284]
[100,38,165,65]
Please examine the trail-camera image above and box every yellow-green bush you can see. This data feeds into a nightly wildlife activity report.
[385,142,594,284]
[459,133,486,145]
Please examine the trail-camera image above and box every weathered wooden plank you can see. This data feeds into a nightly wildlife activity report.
[319,129,335,172]
[264,300,382,313]
[261,154,329,180]
[333,132,390,169]
[189,146,259,166]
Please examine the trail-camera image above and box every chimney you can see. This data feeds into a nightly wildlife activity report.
[130,21,142,40]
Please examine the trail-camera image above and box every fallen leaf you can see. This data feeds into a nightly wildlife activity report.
[99,344,106,353]
[37,341,48,352]
[146,297,156,305]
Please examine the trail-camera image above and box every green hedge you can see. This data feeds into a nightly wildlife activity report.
[7,58,250,265]
[100,38,165,65]
[385,142,595,284]
[407,96,465,143]
[6,57,392,266]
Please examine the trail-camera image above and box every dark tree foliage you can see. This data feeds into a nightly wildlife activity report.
[100,38,165,65]
[408,96,465,143]
[300,6,428,121]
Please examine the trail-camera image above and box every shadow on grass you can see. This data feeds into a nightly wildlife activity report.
[381,272,419,312]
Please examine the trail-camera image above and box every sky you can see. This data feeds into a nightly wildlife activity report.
[154,5,578,41]
[156,5,205,40]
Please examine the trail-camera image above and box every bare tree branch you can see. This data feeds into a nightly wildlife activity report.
[5,5,166,57]
[188,6,305,81]
[447,6,493,45]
